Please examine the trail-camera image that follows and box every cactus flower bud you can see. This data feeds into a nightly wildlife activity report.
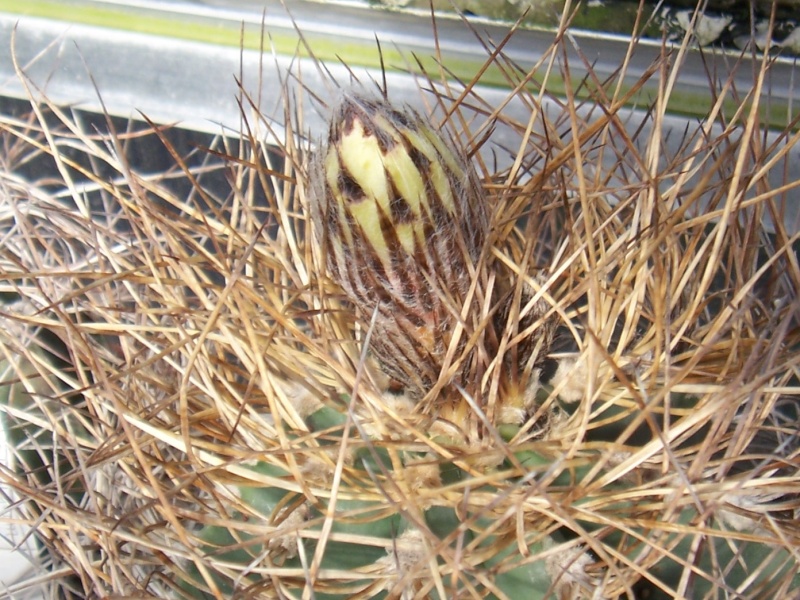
[308,94,489,397]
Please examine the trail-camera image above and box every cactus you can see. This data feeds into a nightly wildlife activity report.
[0,6,798,600]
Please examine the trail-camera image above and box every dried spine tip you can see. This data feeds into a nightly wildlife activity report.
[309,94,489,397]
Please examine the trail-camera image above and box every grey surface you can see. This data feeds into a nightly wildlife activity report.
[3,0,799,131]
[89,0,800,109]
[0,3,798,232]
